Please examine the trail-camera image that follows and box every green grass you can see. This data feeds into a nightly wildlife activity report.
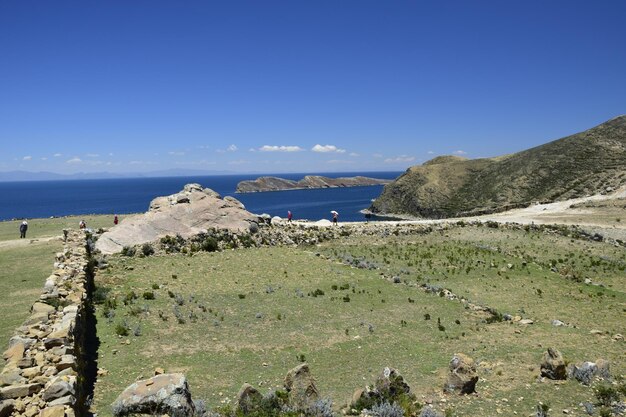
[91,225,626,416]
[0,214,126,242]
[0,214,123,354]
[0,242,63,347]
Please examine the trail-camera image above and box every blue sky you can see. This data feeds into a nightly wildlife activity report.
[1,1,625,175]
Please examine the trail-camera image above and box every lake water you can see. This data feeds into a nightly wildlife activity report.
[0,172,402,222]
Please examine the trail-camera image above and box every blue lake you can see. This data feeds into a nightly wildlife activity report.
[0,172,402,222]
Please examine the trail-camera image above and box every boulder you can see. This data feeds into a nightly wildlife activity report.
[0,383,43,399]
[111,373,195,417]
[235,383,263,413]
[284,363,319,410]
[96,184,259,254]
[43,378,75,402]
[444,353,478,394]
[2,342,25,365]
[0,400,15,417]
[38,405,66,417]
[0,369,27,387]
[375,367,411,398]
[568,359,610,385]
[540,348,566,380]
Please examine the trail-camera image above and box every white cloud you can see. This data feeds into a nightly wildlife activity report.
[327,159,355,164]
[427,151,435,155]
[66,157,82,164]
[349,152,359,157]
[384,155,415,163]
[53,153,62,157]
[248,148,256,152]
[169,151,185,156]
[259,145,304,152]
[109,153,114,156]
[86,153,99,158]
[227,144,238,152]
[372,153,383,158]
[41,157,48,161]
[311,144,346,153]
[22,156,32,161]
[453,150,467,155]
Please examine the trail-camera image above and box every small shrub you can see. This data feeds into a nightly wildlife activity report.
[115,322,129,337]
[595,383,620,407]
[535,402,550,417]
[121,246,136,257]
[151,283,160,290]
[123,290,137,305]
[201,237,219,252]
[238,294,246,299]
[371,401,405,417]
[311,288,325,297]
[142,291,155,300]
[141,243,154,256]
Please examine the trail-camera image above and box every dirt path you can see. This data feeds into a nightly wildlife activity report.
[0,236,61,250]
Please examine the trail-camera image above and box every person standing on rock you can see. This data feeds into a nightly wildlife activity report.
[331,211,338,225]
[287,210,293,222]
[114,214,119,225]
[19,220,28,238]
[79,220,86,229]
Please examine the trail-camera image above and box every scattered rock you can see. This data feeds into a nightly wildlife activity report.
[0,400,15,417]
[540,348,567,380]
[42,378,75,402]
[111,373,195,417]
[235,383,263,413]
[284,363,319,410]
[375,367,411,398]
[444,353,478,394]
[0,383,43,399]
[38,405,66,417]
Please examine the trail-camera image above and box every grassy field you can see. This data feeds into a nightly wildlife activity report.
[91,224,625,416]
[0,215,124,351]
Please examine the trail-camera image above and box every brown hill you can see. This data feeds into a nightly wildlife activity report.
[369,115,626,218]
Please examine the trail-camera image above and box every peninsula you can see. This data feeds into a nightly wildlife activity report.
[235,175,392,193]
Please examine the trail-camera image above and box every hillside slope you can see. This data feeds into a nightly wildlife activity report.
[370,115,626,218]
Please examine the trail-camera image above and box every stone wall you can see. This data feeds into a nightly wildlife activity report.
[0,231,93,417]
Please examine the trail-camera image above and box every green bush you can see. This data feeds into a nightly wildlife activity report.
[141,243,155,256]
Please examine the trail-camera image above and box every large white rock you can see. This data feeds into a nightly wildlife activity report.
[95,184,258,254]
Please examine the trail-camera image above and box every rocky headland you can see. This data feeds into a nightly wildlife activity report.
[235,175,392,193]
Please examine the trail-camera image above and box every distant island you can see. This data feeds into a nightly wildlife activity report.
[236,175,392,193]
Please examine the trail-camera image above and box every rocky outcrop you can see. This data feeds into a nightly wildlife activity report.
[444,353,478,394]
[540,348,567,380]
[95,183,259,254]
[236,175,392,193]
[111,373,195,417]
[284,363,319,411]
[0,230,91,417]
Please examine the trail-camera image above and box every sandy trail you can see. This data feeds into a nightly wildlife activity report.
[0,236,61,250]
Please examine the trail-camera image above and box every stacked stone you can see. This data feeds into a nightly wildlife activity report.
[0,231,88,417]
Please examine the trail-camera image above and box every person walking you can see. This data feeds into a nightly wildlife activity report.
[331,210,338,225]
[114,215,119,225]
[287,210,293,223]
[19,221,28,238]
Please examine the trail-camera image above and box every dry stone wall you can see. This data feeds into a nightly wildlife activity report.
[0,231,93,417]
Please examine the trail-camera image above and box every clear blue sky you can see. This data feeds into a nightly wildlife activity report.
[1,1,625,175]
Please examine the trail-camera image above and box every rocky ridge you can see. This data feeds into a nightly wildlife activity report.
[236,175,391,193]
